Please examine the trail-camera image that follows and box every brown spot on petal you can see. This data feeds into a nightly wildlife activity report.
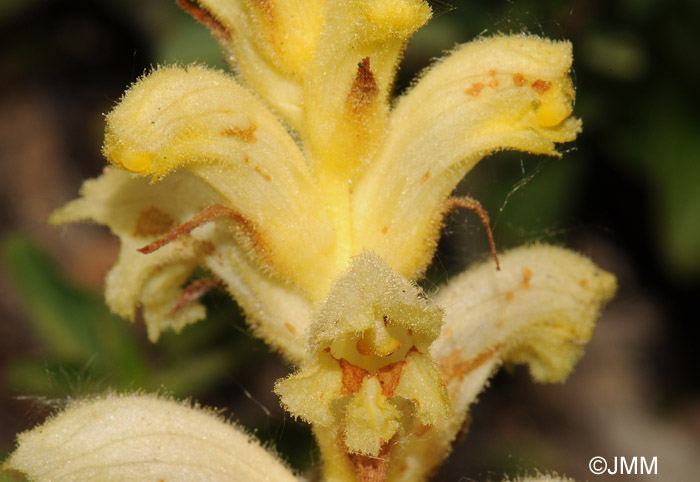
[420,170,431,183]
[381,226,388,235]
[521,267,533,289]
[505,291,514,300]
[580,278,588,288]
[488,69,499,88]
[347,57,378,115]
[374,358,407,397]
[513,72,526,86]
[285,322,296,334]
[253,165,271,182]
[133,206,175,238]
[439,346,501,384]
[340,358,369,395]
[531,79,552,94]
[466,82,485,96]
[222,124,257,143]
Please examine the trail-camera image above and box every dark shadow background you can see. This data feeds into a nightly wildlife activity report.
[1,0,698,480]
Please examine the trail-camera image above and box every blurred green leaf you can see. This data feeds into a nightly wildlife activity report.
[581,30,648,81]
[2,234,147,392]
[2,235,137,366]
[156,13,227,69]
[618,98,700,278]
[0,0,34,19]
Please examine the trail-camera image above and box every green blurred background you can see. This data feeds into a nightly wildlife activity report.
[1,0,698,480]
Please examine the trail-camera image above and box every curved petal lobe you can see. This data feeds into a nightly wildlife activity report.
[103,65,335,300]
[51,169,226,340]
[3,395,298,482]
[353,35,581,279]
[386,245,616,482]
[51,169,311,363]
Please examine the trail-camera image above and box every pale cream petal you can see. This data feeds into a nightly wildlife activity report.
[433,245,616,385]
[353,35,581,279]
[344,377,400,456]
[3,394,297,482]
[52,169,224,339]
[386,245,616,481]
[274,352,344,426]
[393,350,449,425]
[51,169,311,363]
[103,65,336,300]
[202,240,313,363]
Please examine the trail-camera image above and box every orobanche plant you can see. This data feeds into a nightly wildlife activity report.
[4,1,616,481]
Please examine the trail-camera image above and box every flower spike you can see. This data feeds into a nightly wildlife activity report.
[36,3,617,481]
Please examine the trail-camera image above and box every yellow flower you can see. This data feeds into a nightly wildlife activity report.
[275,253,450,459]
[5,1,617,482]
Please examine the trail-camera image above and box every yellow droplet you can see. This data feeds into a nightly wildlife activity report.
[535,98,572,127]
[115,150,152,173]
